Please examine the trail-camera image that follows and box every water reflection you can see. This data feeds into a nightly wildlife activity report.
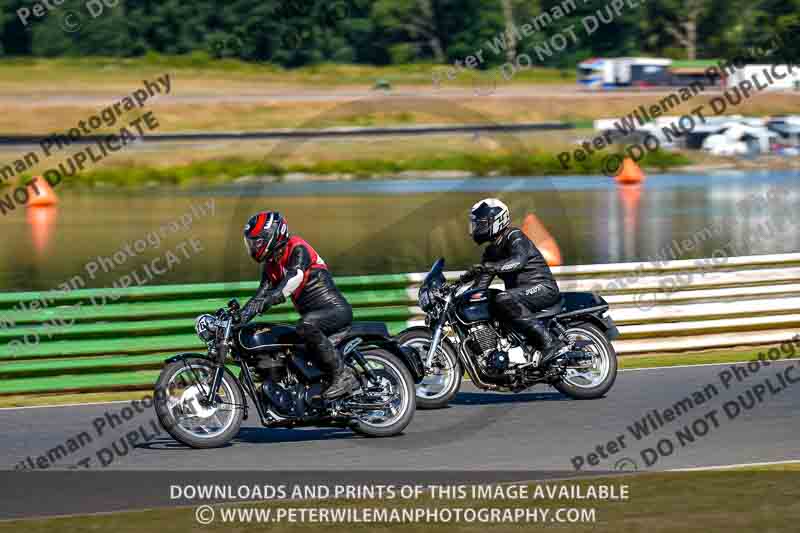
[0,171,798,292]
[26,206,58,259]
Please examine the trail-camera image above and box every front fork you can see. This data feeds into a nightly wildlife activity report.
[205,319,233,405]
[206,366,226,404]
[424,293,453,369]
[425,321,446,369]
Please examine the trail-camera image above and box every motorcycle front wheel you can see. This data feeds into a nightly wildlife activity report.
[154,357,244,449]
[396,328,462,409]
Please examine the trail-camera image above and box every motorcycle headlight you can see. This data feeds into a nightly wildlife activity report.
[418,286,432,312]
[195,314,218,342]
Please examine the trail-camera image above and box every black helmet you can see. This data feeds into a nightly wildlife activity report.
[243,211,289,262]
[469,198,510,244]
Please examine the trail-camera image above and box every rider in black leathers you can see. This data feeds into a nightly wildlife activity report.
[240,211,357,399]
[461,199,566,361]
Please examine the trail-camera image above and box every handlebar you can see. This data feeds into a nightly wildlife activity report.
[442,279,468,294]
[215,298,243,325]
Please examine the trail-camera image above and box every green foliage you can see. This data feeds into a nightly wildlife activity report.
[0,1,795,67]
[72,157,286,187]
[55,148,692,188]
[637,148,692,170]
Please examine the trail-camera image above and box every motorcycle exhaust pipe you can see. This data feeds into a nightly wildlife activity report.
[344,400,390,410]
[458,345,499,390]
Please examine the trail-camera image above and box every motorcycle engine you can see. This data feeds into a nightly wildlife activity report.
[253,351,288,382]
[467,324,498,355]
[485,350,510,374]
[261,367,301,416]
[468,324,530,375]
[468,324,506,375]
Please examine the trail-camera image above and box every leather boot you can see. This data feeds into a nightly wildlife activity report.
[324,368,358,400]
[511,317,566,365]
[317,341,358,399]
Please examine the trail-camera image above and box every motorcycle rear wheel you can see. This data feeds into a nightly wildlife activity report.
[553,322,617,400]
[349,349,416,437]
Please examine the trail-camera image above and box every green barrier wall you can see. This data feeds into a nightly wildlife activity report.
[0,275,418,395]
[4,252,799,396]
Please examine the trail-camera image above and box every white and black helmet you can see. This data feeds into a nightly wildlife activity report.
[469,198,510,244]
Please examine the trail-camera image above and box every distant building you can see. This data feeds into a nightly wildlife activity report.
[579,57,800,91]
[668,60,723,88]
[577,57,672,89]
[726,65,800,91]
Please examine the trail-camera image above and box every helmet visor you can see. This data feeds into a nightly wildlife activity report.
[469,215,491,241]
[244,235,270,261]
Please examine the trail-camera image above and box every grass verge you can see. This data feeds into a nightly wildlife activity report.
[616,343,797,370]
[1,57,798,135]
[0,56,574,93]
[0,390,152,408]
[6,148,691,188]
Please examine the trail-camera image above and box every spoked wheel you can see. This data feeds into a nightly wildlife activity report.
[396,328,461,409]
[348,349,416,437]
[154,357,244,448]
[553,322,617,400]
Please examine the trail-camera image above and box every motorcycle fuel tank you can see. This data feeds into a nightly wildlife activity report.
[238,323,302,354]
[456,288,495,323]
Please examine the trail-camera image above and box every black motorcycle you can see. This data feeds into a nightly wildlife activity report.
[154,299,422,448]
[396,258,619,409]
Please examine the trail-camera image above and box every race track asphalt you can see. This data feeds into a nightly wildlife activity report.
[2,359,798,473]
[0,358,798,518]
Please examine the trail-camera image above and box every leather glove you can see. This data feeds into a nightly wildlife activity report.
[240,297,265,324]
[471,263,496,276]
[459,264,486,283]
[263,291,286,307]
[478,263,498,275]
[241,291,287,323]
[459,269,476,284]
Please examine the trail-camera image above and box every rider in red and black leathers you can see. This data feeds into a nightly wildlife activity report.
[241,211,357,399]
[462,199,566,362]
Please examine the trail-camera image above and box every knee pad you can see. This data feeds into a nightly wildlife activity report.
[296,318,325,344]
[492,291,522,318]
[493,291,514,305]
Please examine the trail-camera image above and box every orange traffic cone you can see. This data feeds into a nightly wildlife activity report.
[26,176,58,207]
[521,213,562,266]
[615,158,645,185]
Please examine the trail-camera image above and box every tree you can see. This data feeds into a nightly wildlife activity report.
[662,0,710,60]
[740,0,800,62]
[0,0,34,55]
[499,0,516,63]
[373,0,446,62]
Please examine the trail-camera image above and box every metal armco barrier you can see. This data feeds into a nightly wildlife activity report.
[1,252,799,395]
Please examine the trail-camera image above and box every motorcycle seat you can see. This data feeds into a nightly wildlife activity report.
[329,322,390,345]
[533,297,564,318]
